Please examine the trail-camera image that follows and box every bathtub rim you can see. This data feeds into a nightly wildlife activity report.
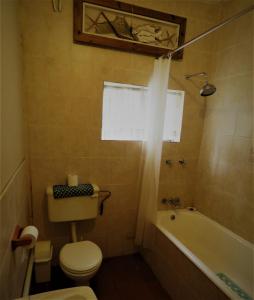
[155,209,254,300]
[157,209,253,249]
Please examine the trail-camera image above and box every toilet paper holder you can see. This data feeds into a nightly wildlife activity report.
[11,225,33,250]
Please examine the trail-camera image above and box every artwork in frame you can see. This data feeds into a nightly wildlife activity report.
[74,0,187,59]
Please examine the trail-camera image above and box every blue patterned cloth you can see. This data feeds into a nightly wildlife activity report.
[217,273,253,300]
[53,184,94,199]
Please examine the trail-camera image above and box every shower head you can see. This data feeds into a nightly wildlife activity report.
[200,82,216,97]
[185,72,216,97]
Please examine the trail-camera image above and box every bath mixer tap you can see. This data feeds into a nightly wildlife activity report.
[161,197,181,208]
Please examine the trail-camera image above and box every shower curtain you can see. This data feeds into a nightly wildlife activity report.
[135,57,171,247]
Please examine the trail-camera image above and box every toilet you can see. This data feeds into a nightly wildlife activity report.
[47,184,102,284]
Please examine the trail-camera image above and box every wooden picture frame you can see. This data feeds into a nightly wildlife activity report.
[73,0,186,59]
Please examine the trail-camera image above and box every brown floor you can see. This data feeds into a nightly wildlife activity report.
[91,254,172,300]
[31,253,172,300]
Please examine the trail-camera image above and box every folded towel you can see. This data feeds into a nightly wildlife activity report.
[217,273,253,300]
[53,184,94,199]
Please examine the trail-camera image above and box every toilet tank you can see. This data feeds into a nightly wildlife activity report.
[46,184,100,222]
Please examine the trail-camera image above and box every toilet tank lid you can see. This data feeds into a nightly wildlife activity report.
[46,184,99,196]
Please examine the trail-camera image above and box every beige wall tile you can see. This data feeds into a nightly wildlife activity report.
[0,0,30,298]
[194,0,254,243]
[0,164,30,299]
[21,0,232,257]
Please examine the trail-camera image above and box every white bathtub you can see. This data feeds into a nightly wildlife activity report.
[155,209,254,300]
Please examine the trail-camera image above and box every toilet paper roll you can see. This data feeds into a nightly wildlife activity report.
[68,174,78,187]
[20,225,39,249]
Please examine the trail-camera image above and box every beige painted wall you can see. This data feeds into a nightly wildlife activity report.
[195,0,254,243]
[21,0,221,259]
[0,0,30,299]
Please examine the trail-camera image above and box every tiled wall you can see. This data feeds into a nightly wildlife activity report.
[0,0,30,299]
[0,164,30,300]
[21,0,221,259]
[155,2,221,211]
[194,0,254,243]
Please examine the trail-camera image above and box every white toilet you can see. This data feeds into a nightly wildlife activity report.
[47,184,102,284]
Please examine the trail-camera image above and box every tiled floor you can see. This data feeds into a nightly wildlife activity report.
[31,253,172,300]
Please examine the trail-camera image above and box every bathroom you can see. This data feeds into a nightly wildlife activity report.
[0,0,253,299]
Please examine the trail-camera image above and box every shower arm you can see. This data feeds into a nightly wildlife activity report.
[162,4,254,59]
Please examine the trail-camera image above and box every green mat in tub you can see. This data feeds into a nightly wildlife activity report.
[217,273,253,300]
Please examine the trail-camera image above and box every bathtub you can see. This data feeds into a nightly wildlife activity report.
[153,209,253,300]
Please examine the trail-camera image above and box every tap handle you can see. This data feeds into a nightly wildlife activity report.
[165,159,172,165]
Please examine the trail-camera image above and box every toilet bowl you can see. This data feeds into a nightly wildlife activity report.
[60,241,102,284]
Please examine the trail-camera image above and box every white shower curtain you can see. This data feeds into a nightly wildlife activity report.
[135,57,171,247]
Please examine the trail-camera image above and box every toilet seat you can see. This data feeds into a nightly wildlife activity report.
[60,241,102,275]
[61,261,99,275]
[61,264,99,279]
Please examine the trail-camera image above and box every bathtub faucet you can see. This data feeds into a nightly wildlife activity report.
[161,197,181,208]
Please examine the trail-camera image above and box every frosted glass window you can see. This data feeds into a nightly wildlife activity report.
[102,81,184,142]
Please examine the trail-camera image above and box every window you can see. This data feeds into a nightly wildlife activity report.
[102,82,184,142]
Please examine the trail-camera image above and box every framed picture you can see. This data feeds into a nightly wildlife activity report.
[74,0,186,59]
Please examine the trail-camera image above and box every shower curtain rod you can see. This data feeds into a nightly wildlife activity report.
[163,4,254,58]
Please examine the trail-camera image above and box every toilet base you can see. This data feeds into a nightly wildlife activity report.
[72,278,90,286]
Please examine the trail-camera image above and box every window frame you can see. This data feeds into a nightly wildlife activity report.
[101,81,185,142]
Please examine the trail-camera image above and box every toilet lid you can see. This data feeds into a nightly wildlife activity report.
[60,241,102,272]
